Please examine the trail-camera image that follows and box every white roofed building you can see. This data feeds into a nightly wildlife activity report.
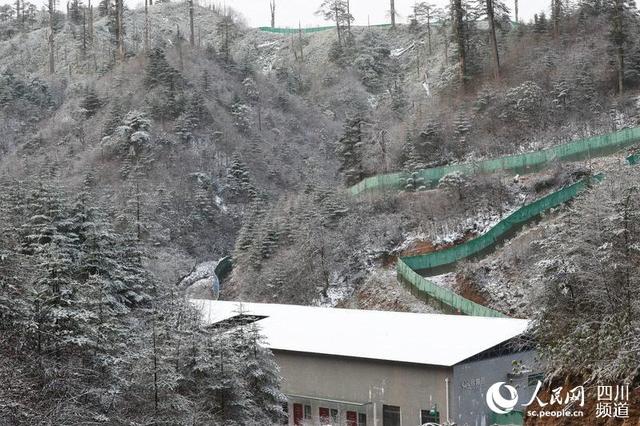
[193,300,539,426]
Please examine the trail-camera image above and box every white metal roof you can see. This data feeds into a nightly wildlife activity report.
[192,300,530,367]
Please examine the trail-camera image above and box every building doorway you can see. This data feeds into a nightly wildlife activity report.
[383,405,401,426]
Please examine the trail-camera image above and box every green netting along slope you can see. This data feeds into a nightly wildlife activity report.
[349,127,640,195]
[396,174,604,317]
[402,175,602,272]
[215,256,233,280]
[397,258,506,317]
[258,26,334,34]
[258,24,392,34]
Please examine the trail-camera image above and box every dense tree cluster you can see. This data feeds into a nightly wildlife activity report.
[0,179,285,424]
[534,169,640,383]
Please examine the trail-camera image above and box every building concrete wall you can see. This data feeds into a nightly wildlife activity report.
[452,350,539,426]
[274,350,453,426]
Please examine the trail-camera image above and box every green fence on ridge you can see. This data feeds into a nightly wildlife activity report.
[349,127,640,195]
[258,26,334,34]
[401,175,603,273]
[258,24,393,34]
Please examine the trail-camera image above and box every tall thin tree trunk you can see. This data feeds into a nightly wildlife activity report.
[270,0,275,28]
[144,0,149,52]
[188,0,195,47]
[298,21,304,61]
[552,0,561,38]
[115,0,124,61]
[613,0,625,94]
[416,42,420,77]
[617,47,624,94]
[152,310,159,415]
[223,12,229,62]
[427,14,432,55]
[49,0,55,74]
[390,0,396,28]
[15,0,21,29]
[514,0,518,23]
[486,0,500,79]
[88,0,94,43]
[82,8,87,54]
[136,179,141,241]
[346,0,351,34]
[334,4,341,46]
[453,0,466,86]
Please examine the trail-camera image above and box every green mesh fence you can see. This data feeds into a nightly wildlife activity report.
[401,175,603,272]
[258,26,335,34]
[396,175,604,317]
[258,24,393,34]
[349,127,640,195]
[397,258,506,317]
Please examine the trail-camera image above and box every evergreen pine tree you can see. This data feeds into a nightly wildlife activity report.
[336,115,365,186]
[80,86,102,118]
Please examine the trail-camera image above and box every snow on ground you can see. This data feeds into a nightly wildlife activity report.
[215,195,228,213]
[390,42,415,57]
[315,272,353,308]
[340,268,441,314]
[427,272,457,290]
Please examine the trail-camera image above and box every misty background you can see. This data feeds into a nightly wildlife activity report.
[0,0,550,27]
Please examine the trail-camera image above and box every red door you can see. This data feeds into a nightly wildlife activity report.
[346,411,357,426]
[319,407,330,425]
[293,403,303,426]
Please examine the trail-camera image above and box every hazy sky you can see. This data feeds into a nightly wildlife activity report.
[0,0,552,27]
[223,0,551,28]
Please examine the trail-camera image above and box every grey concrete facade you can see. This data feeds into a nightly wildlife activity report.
[452,350,539,426]
[276,350,452,426]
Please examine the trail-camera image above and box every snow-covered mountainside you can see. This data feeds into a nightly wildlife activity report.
[1,0,640,423]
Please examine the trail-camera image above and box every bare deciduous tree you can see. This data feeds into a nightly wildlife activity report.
[315,0,353,47]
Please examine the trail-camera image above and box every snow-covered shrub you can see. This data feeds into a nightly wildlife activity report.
[438,172,468,200]
[231,102,253,133]
[500,81,544,126]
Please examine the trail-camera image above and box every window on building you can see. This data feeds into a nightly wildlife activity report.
[304,405,312,420]
[330,409,339,423]
[293,403,303,426]
[383,405,401,426]
[421,409,440,424]
[358,412,367,426]
[346,411,357,426]
[319,407,330,425]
